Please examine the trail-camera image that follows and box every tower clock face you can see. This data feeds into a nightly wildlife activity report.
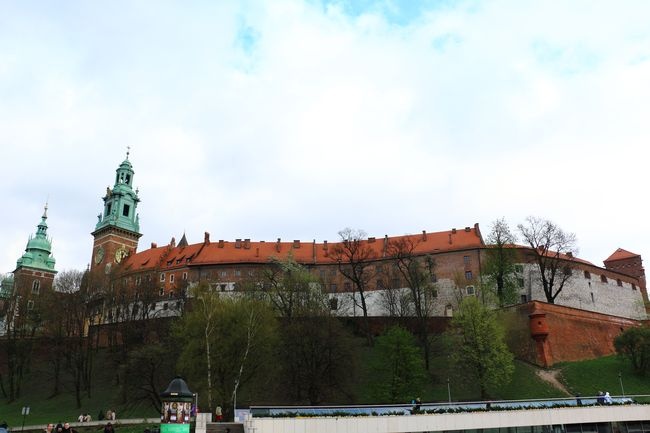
[115,246,128,263]
[94,246,105,264]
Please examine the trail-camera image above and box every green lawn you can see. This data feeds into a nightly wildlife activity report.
[557,355,650,400]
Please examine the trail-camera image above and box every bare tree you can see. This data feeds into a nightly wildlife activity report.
[517,216,577,304]
[330,228,377,345]
[387,237,437,370]
[483,218,519,307]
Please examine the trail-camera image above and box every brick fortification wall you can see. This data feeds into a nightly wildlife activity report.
[501,301,641,367]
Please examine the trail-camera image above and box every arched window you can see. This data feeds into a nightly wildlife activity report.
[32,280,40,294]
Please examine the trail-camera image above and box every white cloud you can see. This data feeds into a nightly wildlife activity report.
[2,0,650,275]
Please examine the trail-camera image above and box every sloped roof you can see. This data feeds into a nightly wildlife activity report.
[125,225,486,272]
[604,248,640,263]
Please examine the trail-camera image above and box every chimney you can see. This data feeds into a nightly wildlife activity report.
[170,237,176,248]
[235,239,242,249]
[368,237,376,243]
[313,240,317,261]
[244,238,251,249]
[422,230,427,241]
[151,242,157,249]
[383,235,388,257]
[276,238,281,253]
[218,240,224,248]
[323,240,328,250]
[465,227,471,232]
[452,228,457,234]
[566,252,573,258]
[204,232,210,245]
[293,240,300,249]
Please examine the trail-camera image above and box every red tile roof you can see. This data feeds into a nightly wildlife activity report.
[604,248,640,263]
[124,225,486,272]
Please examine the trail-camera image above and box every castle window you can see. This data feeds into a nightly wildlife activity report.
[168,291,174,299]
[220,270,228,277]
[170,274,175,283]
[329,297,338,310]
[106,203,112,215]
[32,280,40,294]
[584,271,591,279]
[466,285,475,296]
[235,270,242,277]
[514,264,523,273]
[122,204,130,217]
[632,284,637,290]
[27,300,35,310]
[344,282,352,291]
[159,287,164,296]
[330,283,337,292]
[182,272,188,280]
[591,292,595,303]
[463,255,471,265]
[465,270,473,281]
[160,273,165,282]
[517,278,525,289]
[600,275,607,283]
[520,294,528,303]
[617,279,623,287]
[125,173,131,184]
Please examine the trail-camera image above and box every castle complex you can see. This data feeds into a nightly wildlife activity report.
[2,153,648,363]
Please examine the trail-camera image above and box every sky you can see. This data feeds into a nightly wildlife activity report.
[2,0,650,275]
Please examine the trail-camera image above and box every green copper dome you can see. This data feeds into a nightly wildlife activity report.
[16,204,57,272]
[94,150,141,235]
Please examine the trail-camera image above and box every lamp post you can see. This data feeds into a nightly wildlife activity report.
[618,372,625,397]
[447,378,452,403]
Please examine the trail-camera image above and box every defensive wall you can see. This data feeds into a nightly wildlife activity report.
[501,301,642,367]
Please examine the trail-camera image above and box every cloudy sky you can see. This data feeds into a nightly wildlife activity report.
[2,0,650,274]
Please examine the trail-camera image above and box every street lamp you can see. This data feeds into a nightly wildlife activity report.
[618,372,625,397]
[447,378,452,403]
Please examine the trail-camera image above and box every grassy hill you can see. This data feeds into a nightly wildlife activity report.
[3,338,649,429]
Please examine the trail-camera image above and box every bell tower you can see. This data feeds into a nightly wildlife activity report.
[91,149,142,275]
[13,203,58,301]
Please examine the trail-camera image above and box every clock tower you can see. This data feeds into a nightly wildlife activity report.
[91,150,142,275]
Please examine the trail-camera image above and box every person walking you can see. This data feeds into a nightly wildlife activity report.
[104,422,115,433]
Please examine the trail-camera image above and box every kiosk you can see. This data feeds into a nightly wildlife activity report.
[160,377,193,433]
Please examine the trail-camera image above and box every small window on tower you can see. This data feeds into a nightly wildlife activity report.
[32,280,40,294]
[106,203,112,215]
[123,204,130,217]
[125,174,131,184]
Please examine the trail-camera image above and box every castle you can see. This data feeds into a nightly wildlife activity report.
[2,153,648,364]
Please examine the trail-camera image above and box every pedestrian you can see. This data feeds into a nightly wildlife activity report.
[104,422,115,433]
[44,423,54,433]
[597,391,605,404]
[78,414,84,423]
[215,407,223,422]
[62,422,76,433]
[576,394,582,406]
[604,391,613,404]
